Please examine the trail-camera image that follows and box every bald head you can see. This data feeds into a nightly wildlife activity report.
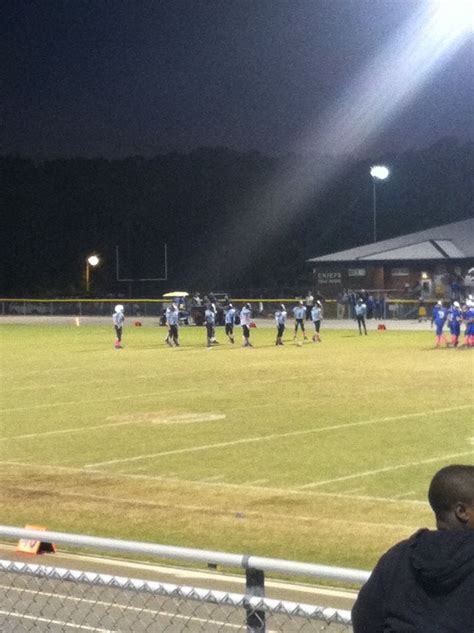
[428,465,474,530]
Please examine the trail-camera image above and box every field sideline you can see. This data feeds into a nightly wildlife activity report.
[1,319,473,573]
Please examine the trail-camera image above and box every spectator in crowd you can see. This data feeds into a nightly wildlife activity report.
[191,292,201,307]
[275,303,287,346]
[450,275,464,302]
[311,301,323,342]
[349,291,357,319]
[204,304,218,348]
[366,295,374,319]
[418,297,428,322]
[224,303,236,344]
[360,288,369,303]
[337,289,349,319]
[373,294,383,320]
[431,300,448,348]
[112,304,125,349]
[352,464,474,633]
[343,290,350,318]
[315,290,325,305]
[240,303,253,347]
[293,301,308,342]
[165,302,180,347]
[304,291,314,320]
[355,298,368,335]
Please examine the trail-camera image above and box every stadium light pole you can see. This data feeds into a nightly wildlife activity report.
[370,165,390,243]
[85,254,100,294]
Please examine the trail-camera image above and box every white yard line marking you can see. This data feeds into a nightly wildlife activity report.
[84,404,473,468]
[6,374,296,392]
[7,376,123,392]
[0,413,226,442]
[0,610,114,632]
[300,450,474,489]
[0,420,142,442]
[200,474,226,482]
[392,491,416,499]
[0,461,428,506]
[244,479,270,485]
[0,387,201,413]
[1,366,84,378]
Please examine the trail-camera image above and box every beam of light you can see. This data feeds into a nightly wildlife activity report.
[432,0,473,34]
[204,1,473,281]
[301,1,472,157]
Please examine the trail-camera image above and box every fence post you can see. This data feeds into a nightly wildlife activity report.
[245,565,265,632]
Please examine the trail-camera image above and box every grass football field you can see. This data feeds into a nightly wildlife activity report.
[1,320,473,573]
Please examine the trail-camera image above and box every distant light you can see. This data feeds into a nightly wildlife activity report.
[87,255,100,267]
[370,165,390,180]
[421,272,429,280]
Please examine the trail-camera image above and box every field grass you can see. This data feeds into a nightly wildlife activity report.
[1,320,473,572]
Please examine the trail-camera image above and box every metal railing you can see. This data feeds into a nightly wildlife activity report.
[0,525,369,632]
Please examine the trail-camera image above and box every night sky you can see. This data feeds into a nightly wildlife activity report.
[2,0,473,159]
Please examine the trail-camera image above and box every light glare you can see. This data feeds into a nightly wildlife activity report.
[87,255,100,266]
[370,165,390,180]
[432,0,474,34]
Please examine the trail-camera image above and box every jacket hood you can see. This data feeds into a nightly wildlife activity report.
[408,529,474,594]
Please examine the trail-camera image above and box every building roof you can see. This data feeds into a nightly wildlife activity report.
[307,219,474,263]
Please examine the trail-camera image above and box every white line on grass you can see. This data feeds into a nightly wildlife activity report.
[0,387,202,413]
[244,479,270,485]
[299,450,474,489]
[0,413,226,442]
[84,404,473,468]
[0,460,428,505]
[1,366,84,378]
[200,474,226,482]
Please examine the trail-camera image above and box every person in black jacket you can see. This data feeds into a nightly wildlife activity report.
[352,464,474,633]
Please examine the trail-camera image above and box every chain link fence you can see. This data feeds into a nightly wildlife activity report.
[0,527,367,632]
[1,559,353,632]
[0,297,441,321]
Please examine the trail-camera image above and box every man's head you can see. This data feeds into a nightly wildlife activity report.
[428,464,474,530]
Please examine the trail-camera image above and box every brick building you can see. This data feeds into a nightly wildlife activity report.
[307,218,474,299]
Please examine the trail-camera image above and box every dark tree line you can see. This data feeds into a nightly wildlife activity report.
[1,138,472,297]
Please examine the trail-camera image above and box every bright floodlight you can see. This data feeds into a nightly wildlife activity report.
[370,165,390,180]
[432,0,473,34]
[87,255,100,267]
